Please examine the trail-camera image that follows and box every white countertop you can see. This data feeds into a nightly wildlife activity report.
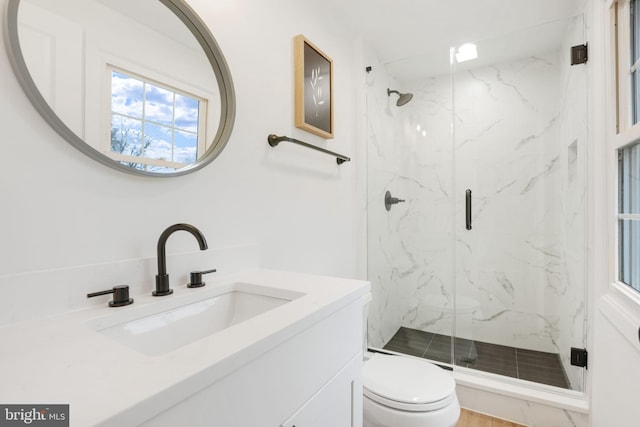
[0,269,370,426]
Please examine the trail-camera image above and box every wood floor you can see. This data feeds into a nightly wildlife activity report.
[456,409,527,427]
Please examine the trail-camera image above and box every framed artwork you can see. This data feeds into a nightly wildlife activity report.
[294,35,334,139]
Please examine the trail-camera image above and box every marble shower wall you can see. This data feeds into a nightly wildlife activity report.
[366,47,456,351]
[366,20,586,390]
[367,48,453,347]
[453,51,564,354]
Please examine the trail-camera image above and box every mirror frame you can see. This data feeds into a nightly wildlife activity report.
[3,0,236,177]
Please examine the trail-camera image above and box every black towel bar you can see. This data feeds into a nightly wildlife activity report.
[267,134,351,165]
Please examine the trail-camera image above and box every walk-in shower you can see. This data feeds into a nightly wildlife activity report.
[366,16,587,393]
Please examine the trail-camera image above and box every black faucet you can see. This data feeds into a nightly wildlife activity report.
[154,223,208,296]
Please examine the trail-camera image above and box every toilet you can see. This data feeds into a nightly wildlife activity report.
[362,353,460,427]
[362,295,461,427]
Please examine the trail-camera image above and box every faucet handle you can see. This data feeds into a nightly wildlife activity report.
[188,269,217,288]
[87,285,134,307]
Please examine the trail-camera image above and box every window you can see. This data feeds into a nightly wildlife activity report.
[619,143,640,290]
[109,68,205,172]
[614,0,640,292]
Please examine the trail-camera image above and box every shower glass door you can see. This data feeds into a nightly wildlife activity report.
[366,16,587,393]
[451,16,587,392]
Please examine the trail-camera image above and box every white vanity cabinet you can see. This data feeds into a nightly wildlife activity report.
[280,354,362,427]
[0,270,369,426]
[139,297,364,427]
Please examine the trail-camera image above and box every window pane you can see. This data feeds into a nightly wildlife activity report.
[111,115,142,156]
[174,94,199,133]
[620,219,640,290]
[632,0,640,124]
[174,130,197,163]
[619,141,640,290]
[633,0,640,63]
[111,72,143,118]
[619,142,640,214]
[145,83,174,126]
[633,70,640,125]
[144,123,173,162]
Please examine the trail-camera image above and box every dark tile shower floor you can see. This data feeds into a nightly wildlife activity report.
[383,327,570,389]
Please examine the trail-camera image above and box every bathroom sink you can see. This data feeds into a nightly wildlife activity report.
[93,283,303,356]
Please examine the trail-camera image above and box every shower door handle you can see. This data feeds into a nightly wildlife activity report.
[465,189,472,230]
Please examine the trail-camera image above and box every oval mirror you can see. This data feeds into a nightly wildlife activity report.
[5,0,235,177]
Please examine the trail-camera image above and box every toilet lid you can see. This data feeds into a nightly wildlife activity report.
[363,354,456,412]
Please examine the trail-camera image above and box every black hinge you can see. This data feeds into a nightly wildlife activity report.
[570,347,588,368]
[571,44,588,65]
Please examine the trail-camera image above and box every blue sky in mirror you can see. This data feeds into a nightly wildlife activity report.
[111,71,143,117]
[145,83,174,126]
[175,94,199,132]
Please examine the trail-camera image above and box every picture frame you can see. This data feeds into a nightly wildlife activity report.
[294,35,334,139]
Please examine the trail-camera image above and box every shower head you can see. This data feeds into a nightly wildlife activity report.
[387,88,413,106]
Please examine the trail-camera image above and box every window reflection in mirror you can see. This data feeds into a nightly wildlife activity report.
[110,69,206,172]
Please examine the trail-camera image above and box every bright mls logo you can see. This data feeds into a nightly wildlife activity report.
[0,405,68,426]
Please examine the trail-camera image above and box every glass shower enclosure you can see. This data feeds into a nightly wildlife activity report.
[366,16,587,392]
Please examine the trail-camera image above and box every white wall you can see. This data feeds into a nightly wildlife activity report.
[0,0,366,315]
